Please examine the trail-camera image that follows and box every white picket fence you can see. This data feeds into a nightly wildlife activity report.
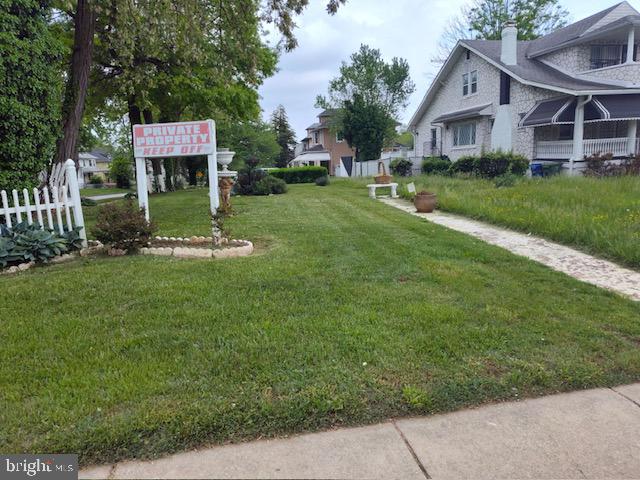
[0,159,87,246]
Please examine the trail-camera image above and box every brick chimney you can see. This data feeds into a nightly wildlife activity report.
[500,21,518,65]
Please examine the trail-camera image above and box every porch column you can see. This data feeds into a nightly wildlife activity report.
[628,27,636,63]
[628,120,638,154]
[570,96,586,174]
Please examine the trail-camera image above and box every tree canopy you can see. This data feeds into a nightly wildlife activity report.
[317,44,414,161]
[271,105,297,168]
[433,0,568,63]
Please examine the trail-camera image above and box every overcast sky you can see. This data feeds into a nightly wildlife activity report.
[258,0,622,140]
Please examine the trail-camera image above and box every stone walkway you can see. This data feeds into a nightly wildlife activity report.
[380,197,640,302]
[80,384,640,479]
[85,193,128,201]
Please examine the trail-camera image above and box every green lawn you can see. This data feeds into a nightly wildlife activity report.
[2,181,640,465]
[398,175,640,268]
[80,187,132,197]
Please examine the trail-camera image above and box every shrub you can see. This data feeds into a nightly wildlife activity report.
[81,197,98,207]
[124,192,138,200]
[236,164,268,195]
[91,200,156,252]
[390,158,413,176]
[582,152,640,177]
[315,175,330,186]
[422,156,451,175]
[0,221,83,268]
[109,156,133,189]
[494,173,519,188]
[89,175,104,185]
[253,176,288,195]
[269,166,328,184]
[449,156,476,174]
[449,152,530,178]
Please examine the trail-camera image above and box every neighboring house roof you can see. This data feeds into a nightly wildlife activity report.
[78,150,112,162]
[305,144,326,152]
[462,40,618,92]
[318,108,340,118]
[526,2,640,57]
[306,122,323,131]
[409,2,640,128]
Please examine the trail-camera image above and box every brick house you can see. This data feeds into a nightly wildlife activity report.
[291,109,356,176]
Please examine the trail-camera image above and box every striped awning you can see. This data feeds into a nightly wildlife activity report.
[520,94,640,127]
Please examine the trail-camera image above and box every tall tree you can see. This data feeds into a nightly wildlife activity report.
[317,44,414,161]
[434,0,568,64]
[0,0,62,190]
[50,0,348,171]
[270,105,296,168]
[53,0,94,166]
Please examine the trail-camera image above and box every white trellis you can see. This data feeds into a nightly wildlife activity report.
[0,159,87,247]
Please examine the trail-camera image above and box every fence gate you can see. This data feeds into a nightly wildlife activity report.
[0,159,87,247]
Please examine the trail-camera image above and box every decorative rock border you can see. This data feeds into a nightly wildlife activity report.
[141,237,253,260]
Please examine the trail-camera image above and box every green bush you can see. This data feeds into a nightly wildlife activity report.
[315,175,330,186]
[91,200,156,252]
[89,175,104,185]
[390,158,413,176]
[109,156,133,188]
[270,166,328,184]
[0,221,83,268]
[81,197,98,207]
[494,173,519,188]
[253,176,288,195]
[449,156,476,175]
[0,0,63,191]
[449,152,530,178]
[422,156,451,175]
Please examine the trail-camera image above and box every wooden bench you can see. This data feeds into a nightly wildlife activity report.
[367,183,399,199]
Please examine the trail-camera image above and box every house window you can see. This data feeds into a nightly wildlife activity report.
[453,122,476,146]
[313,131,320,144]
[463,70,477,96]
[470,70,478,94]
[336,131,344,142]
[430,128,437,149]
[590,44,637,69]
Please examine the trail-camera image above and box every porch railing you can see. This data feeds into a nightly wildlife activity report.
[535,137,640,160]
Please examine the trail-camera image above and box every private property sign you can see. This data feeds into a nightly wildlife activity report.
[133,120,214,158]
[133,119,219,221]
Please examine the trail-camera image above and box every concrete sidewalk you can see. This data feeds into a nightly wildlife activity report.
[85,193,128,201]
[81,383,640,479]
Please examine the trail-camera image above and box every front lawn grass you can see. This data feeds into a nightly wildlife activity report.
[80,187,132,197]
[400,175,640,268]
[2,181,640,465]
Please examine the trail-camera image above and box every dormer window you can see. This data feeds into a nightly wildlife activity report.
[313,131,320,144]
[463,70,478,96]
[590,44,636,69]
[336,131,344,142]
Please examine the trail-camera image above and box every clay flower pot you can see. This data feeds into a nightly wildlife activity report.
[414,191,437,213]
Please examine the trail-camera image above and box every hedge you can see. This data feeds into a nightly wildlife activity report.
[422,156,451,174]
[269,166,328,184]
[449,152,529,178]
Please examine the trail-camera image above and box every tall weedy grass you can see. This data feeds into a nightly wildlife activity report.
[404,175,640,268]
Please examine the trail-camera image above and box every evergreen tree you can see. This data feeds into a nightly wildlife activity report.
[270,105,296,168]
[0,0,62,190]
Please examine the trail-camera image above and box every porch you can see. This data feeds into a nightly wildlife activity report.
[535,137,640,160]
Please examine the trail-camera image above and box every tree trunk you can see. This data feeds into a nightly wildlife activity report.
[53,0,95,167]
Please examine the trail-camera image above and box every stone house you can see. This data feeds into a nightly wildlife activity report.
[291,109,356,176]
[408,1,640,173]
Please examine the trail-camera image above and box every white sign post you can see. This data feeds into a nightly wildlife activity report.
[132,119,218,220]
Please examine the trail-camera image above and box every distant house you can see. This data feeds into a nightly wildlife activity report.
[290,109,356,176]
[408,1,640,174]
[77,150,112,186]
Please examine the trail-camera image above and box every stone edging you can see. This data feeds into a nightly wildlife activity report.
[140,240,254,259]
